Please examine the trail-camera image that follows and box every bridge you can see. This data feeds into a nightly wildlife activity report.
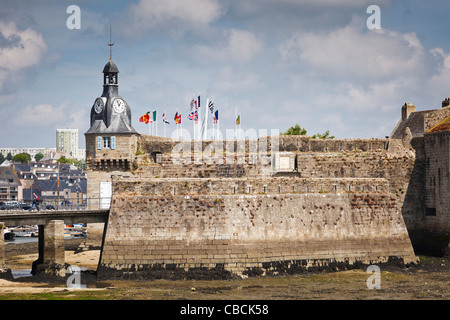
[0,207,110,278]
[0,209,109,226]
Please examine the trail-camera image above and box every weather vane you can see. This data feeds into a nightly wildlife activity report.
[108,25,114,60]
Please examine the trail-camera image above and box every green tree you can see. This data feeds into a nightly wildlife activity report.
[0,153,4,164]
[75,158,86,170]
[281,124,307,136]
[6,152,12,161]
[311,130,335,139]
[13,153,31,163]
[57,156,77,165]
[34,152,44,162]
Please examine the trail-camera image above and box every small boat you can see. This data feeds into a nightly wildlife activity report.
[4,228,15,241]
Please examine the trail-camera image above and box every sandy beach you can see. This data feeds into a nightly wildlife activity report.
[1,247,448,299]
[1,249,103,294]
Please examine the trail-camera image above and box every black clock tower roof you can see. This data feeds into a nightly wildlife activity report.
[85,58,137,136]
[103,59,119,74]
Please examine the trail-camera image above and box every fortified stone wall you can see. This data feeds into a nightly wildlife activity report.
[98,187,417,279]
[97,135,420,279]
[113,177,389,196]
[424,131,450,226]
[139,136,390,155]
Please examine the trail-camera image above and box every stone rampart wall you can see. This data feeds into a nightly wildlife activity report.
[424,131,450,231]
[114,177,389,196]
[139,135,390,155]
[98,185,417,279]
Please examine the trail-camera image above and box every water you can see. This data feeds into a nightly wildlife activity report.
[11,269,32,279]
[5,237,38,245]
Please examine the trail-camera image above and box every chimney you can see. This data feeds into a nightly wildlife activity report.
[442,97,450,108]
[401,102,416,120]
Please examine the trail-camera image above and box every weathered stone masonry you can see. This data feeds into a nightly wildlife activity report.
[98,190,416,279]
[95,135,420,279]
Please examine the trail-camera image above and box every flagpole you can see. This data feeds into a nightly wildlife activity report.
[180,111,183,140]
[163,111,166,138]
[176,109,179,140]
[192,94,195,141]
[155,110,158,137]
[203,98,209,140]
[234,107,237,139]
[199,95,202,141]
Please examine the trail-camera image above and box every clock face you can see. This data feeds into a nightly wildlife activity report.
[94,98,104,114]
[113,98,125,113]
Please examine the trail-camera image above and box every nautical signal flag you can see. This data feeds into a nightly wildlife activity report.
[236,115,240,125]
[208,100,214,113]
[139,112,150,124]
[174,112,182,124]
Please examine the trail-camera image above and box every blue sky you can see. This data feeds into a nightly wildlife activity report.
[1,0,450,148]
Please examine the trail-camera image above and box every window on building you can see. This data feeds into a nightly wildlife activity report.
[97,136,116,150]
[425,208,436,216]
[103,137,111,149]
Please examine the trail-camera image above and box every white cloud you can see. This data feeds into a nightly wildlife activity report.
[0,21,47,92]
[12,102,86,129]
[210,66,261,92]
[122,0,223,37]
[279,18,429,81]
[189,28,263,64]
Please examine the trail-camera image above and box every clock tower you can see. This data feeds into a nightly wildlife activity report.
[85,54,139,174]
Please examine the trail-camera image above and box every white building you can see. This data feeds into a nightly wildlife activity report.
[56,128,79,159]
[0,147,55,160]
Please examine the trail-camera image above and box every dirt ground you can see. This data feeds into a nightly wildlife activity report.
[1,249,449,301]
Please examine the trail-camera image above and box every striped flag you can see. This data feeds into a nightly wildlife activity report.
[208,100,214,113]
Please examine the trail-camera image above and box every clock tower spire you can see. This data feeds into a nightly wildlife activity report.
[108,25,114,61]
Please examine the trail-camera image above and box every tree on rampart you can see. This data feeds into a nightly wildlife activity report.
[282,124,334,139]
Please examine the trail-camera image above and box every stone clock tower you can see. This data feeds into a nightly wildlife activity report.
[84,53,140,206]
[85,57,139,172]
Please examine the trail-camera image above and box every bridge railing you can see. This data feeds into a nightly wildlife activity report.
[0,197,111,211]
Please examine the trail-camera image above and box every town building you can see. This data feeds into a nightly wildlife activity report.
[56,128,80,160]
[0,166,22,202]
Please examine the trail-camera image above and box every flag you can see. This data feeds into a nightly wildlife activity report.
[213,110,218,124]
[152,110,157,122]
[188,110,198,121]
[162,113,170,124]
[139,112,150,124]
[236,115,240,125]
[174,112,181,124]
[190,98,197,111]
[197,96,200,109]
[208,100,214,113]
